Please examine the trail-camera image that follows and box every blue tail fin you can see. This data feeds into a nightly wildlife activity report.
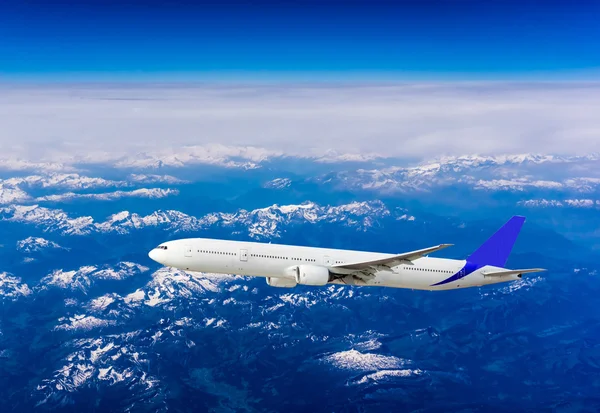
[467,216,526,268]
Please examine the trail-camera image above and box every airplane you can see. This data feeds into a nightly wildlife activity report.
[148,215,545,291]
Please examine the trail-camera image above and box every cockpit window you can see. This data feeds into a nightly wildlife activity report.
[157,245,168,250]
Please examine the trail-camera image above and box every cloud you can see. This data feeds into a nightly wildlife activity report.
[1,82,599,164]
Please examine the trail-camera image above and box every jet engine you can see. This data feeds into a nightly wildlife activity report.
[266,277,297,288]
[295,265,330,286]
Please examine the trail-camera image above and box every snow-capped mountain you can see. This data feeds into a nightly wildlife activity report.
[474,177,600,192]
[128,174,188,184]
[0,183,31,204]
[0,173,182,206]
[323,349,410,371]
[54,314,117,332]
[200,201,401,238]
[0,272,32,301]
[1,200,412,238]
[124,268,234,309]
[35,334,163,408]
[28,261,410,410]
[1,204,96,235]
[40,262,149,292]
[263,178,292,189]
[420,154,584,169]
[35,188,178,202]
[518,199,600,208]
[16,236,67,253]
[315,153,600,194]
[3,173,127,190]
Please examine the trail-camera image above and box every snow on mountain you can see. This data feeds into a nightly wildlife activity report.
[96,262,150,280]
[35,334,161,407]
[83,293,139,322]
[16,236,66,253]
[518,199,600,208]
[96,209,203,234]
[564,199,599,208]
[563,178,600,192]
[124,268,228,309]
[0,173,159,205]
[518,199,565,208]
[206,200,396,238]
[1,204,96,235]
[417,154,599,175]
[401,154,570,180]
[0,272,32,300]
[2,200,405,238]
[263,178,291,189]
[475,177,600,192]
[351,369,424,385]
[88,294,118,311]
[487,275,544,297]
[0,173,183,205]
[35,188,179,202]
[425,154,566,170]
[128,174,188,184]
[3,173,127,190]
[323,349,408,370]
[41,266,99,291]
[474,179,564,191]
[324,165,470,193]
[0,183,31,204]
[40,262,149,292]
[319,154,600,193]
[54,315,117,332]
[67,270,238,329]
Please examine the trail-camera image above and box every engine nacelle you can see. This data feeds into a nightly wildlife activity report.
[266,277,297,288]
[295,265,330,286]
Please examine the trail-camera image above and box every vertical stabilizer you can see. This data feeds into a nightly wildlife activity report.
[467,216,526,268]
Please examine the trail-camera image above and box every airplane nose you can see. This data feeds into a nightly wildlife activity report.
[148,248,161,264]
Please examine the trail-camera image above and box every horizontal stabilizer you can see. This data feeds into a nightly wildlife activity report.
[330,244,453,272]
[482,268,546,277]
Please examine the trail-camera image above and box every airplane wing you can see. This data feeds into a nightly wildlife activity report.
[329,244,453,275]
[481,268,546,277]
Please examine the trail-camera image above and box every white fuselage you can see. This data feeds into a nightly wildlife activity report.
[148,238,520,291]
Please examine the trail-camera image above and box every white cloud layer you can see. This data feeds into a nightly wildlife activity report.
[0,82,599,163]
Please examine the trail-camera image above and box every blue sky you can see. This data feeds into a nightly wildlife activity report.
[1,0,599,80]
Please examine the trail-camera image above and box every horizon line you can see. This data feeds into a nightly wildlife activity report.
[1,68,600,85]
